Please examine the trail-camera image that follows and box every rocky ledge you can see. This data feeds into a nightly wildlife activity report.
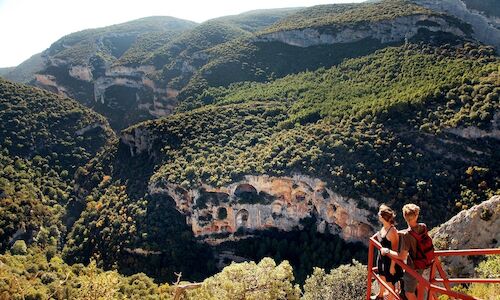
[430,195,500,277]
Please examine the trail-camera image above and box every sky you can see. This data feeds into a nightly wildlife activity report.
[0,0,365,68]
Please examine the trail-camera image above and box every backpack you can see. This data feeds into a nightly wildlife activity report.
[409,223,435,269]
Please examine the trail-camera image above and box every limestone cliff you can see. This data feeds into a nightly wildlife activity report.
[430,195,500,277]
[412,0,500,50]
[149,174,378,243]
[33,60,181,130]
[121,126,157,157]
[255,14,469,47]
[14,2,495,131]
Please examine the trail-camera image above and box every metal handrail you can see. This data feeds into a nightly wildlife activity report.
[367,237,500,300]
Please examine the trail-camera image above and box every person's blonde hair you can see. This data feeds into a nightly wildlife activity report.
[403,203,420,220]
[379,204,396,224]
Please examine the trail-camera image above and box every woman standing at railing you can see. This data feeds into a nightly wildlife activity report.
[371,204,403,300]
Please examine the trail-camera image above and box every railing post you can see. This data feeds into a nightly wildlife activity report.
[434,258,452,292]
[367,239,375,300]
[427,262,436,300]
[417,278,426,300]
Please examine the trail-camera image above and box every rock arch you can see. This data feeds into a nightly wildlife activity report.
[235,184,259,204]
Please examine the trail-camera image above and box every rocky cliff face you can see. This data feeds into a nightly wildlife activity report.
[255,14,469,47]
[412,0,500,50]
[149,174,378,243]
[95,64,180,117]
[121,126,157,157]
[9,16,197,130]
[430,195,500,277]
[32,60,183,130]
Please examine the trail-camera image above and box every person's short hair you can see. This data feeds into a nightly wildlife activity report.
[379,204,396,224]
[403,203,420,220]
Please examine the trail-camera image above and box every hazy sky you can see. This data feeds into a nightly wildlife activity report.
[0,0,365,68]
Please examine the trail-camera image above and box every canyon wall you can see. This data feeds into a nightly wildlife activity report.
[149,174,378,243]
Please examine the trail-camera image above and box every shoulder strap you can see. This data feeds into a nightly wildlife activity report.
[409,223,427,239]
[382,225,394,238]
[408,228,419,240]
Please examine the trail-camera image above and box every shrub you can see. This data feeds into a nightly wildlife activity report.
[187,257,300,300]
[11,240,28,255]
[302,260,367,300]
[439,255,500,300]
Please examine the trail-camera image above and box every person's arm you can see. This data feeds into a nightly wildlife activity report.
[381,232,408,261]
[381,247,408,261]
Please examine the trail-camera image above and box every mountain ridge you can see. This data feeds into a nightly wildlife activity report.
[4,0,493,130]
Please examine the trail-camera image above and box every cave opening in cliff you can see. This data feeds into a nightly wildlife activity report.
[217,207,228,220]
[235,209,249,228]
[235,184,257,195]
[235,184,261,204]
[195,189,230,209]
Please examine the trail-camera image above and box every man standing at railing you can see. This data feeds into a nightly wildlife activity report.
[380,203,435,300]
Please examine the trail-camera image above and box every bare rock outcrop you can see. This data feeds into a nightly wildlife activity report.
[430,195,500,277]
[121,127,156,157]
[149,174,378,243]
[256,14,468,47]
[34,74,69,97]
[75,122,109,136]
[32,59,182,129]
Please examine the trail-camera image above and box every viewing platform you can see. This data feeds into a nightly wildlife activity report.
[367,237,500,300]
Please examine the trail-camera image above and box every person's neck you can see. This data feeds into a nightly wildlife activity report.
[382,222,392,230]
[408,221,418,228]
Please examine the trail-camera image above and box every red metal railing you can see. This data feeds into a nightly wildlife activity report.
[367,237,500,300]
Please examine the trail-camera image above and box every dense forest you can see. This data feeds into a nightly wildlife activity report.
[0,0,499,298]
[1,244,498,299]
[0,79,114,252]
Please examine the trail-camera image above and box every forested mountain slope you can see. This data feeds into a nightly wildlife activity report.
[0,78,114,253]
[2,17,197,129]
[1,53,45,83]
[145,12,298,94]
[177,0,474,109]
[0,68,14,77]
